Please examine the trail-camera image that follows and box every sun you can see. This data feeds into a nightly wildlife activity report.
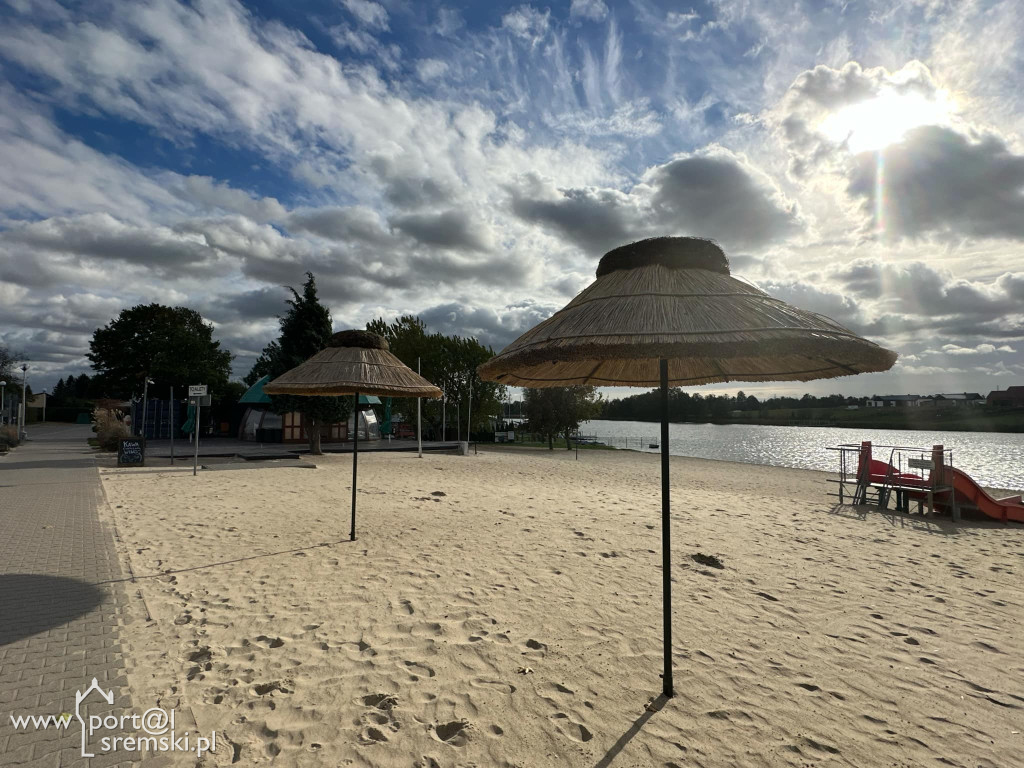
[820,89,954,153]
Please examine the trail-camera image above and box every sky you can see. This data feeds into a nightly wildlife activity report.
[1,0,1022,400]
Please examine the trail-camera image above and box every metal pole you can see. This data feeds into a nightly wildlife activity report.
[42,391,46,423]
[192,398,200,476]
[170,386,175,464]
[417,358,422,458]
[0,384,4,425]
[350,392,359,541]
[467,376,473,447]
[660,358,673,698]
[20,365,27,438]
[441,390,446,442]
[142,377,149,440]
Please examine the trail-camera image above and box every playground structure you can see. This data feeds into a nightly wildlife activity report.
[828,441,1024,524]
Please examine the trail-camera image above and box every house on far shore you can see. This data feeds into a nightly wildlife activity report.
[987,386,1024,407]
[866,394,921,408]
[934,392,985,407]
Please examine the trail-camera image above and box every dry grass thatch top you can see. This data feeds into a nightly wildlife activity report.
[263,330,442,398]
[478,236,897,388]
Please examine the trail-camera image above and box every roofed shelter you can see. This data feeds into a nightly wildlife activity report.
[238,375,382,443]
[264,330,441,540]
[479,236,897,698]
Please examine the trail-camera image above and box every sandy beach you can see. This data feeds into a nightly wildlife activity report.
[99,448,1024,767]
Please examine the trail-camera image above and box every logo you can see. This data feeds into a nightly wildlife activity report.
[8,678,216,758]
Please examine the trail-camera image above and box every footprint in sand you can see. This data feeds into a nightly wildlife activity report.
[549,712,593,742]
[400,660,436,680]
[470,679,516,694]
[524,639,547,654]
[431,720,470,746]
[255,635,285,649]
[359,726,388,744]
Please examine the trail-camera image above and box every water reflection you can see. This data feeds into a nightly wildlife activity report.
[581,420,1024,491]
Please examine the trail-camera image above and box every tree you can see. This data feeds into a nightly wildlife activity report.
[0,343,18,384]
[88,304,232,398]
[252,273,349,455]
[243,341,282,386]
[367,316,506,439]
[524,386,602,449]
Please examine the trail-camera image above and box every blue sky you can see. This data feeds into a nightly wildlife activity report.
[1,0,1023,398]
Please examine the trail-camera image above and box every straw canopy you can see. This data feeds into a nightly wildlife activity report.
[478,237,897,387]
[263,330,442,399]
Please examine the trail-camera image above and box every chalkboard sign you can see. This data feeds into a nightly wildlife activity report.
[118,438,145,467]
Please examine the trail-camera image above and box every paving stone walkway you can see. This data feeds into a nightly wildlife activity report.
[0,425,138,767]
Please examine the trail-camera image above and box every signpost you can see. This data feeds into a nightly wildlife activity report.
[189,385,207,476]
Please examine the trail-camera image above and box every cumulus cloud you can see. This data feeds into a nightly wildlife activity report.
[847,126,1024,240]
[642,148,803,250]
[287,206,391,243]
[389,210,494,252]
[416,299,560,351]
[508,148,802,254]
[3,213,216,269]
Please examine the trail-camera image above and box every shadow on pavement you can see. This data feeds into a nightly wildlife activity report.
[0,574,106,646]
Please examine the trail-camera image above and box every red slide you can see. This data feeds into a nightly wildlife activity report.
[933,467,1024,523]
[855,442,1024,523]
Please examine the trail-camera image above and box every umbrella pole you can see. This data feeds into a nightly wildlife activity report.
[660,358,673,697]
[350,392,359,541]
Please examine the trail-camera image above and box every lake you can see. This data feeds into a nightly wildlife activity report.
[579,420,1024,491]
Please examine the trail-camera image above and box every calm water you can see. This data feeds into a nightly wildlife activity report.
[580,420,1024,491]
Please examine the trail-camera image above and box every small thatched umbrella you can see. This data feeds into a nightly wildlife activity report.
[478,237,896,698]
[264,330,442,541]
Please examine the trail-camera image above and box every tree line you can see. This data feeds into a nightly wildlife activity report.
[66,272,505,454]
[600,389,870,422]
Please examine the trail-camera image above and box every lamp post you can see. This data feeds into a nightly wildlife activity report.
[41,389,47,423]
[20,364,27,439]
[141,377,154,439]
[0,381,6,425]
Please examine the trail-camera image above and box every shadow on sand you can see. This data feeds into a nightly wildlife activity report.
[593,693,670,768]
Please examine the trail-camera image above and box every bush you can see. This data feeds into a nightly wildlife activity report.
[0,425,20,451]
[92,407,130,451]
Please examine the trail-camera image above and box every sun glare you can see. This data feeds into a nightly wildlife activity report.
[820,89,954,153]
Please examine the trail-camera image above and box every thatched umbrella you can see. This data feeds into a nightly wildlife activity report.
[478,237,896,698]
[264,330,442,541]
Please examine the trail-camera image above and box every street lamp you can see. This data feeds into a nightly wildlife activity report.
[0,381,6,425]
[41,388,47,423]
[142,377,154,439]
[20,364,27,439]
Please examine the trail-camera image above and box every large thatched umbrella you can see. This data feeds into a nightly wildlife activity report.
[264,330,442,541]
[478,237,896,698]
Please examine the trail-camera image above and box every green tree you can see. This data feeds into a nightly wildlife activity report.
[88,305,232,398]
[243,341,282,386]
[0,343,18,383]
[524,386,602,449]
[367,316,505,439]
[254,273,349,455]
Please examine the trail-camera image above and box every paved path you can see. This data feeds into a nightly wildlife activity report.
[0,425,137,767]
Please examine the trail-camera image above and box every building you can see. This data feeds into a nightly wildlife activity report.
[866,395,921,408]
[987,386,1024,407]
[237,375,382,443]
[934,392,985,407]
